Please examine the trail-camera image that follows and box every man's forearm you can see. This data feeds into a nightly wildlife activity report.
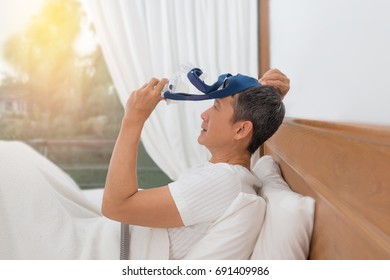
[102,117,143,210]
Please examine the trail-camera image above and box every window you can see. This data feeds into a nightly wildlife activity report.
[0,0,170,190]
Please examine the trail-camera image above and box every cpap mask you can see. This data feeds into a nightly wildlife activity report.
[162,67,260,101]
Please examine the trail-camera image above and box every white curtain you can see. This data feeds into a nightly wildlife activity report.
[83,0,258,180]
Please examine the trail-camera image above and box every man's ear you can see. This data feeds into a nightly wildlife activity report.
[234,121,253,140]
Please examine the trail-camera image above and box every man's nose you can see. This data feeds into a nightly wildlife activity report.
[200,108,209,121]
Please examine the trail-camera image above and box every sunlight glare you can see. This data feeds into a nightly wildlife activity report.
[0,0,45,78]
[0,0,96,81]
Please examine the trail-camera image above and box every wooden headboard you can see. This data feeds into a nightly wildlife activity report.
[264,118,390,259]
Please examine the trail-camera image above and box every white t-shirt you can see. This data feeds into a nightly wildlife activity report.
[167,162,259,259]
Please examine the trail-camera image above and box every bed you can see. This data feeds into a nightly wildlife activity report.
[263,117,390,259]
[1,117,388,260]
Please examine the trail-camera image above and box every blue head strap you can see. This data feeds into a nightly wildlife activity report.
[163,68,260,101]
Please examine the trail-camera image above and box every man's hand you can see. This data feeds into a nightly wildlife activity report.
[124,77,168,123]
[259,69,290,99]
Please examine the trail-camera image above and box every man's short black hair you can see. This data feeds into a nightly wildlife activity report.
[231,85,285,154]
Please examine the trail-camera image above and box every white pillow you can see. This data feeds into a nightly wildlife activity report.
[250,156,315,260]
[183,192,266,260]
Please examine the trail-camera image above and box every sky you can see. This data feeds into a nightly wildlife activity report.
[0,0,45,77]
[0,0,95,82]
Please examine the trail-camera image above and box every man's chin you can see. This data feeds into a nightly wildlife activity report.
[197,135,204,145]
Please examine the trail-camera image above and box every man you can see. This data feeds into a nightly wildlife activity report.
[102,69,289,259]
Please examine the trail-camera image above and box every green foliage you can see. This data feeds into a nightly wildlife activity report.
[0,0,124,140]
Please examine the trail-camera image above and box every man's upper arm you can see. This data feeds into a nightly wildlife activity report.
[102,186,184,228]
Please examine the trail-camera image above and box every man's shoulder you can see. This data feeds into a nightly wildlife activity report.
[179,162,239,181]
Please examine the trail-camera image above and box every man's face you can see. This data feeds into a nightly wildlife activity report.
[198,97,239,151]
